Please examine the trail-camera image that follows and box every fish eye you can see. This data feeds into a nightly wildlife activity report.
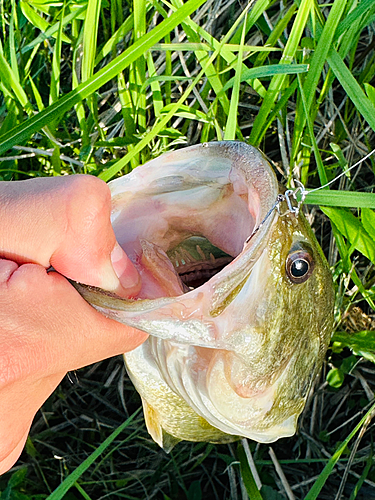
[286,250,314,284]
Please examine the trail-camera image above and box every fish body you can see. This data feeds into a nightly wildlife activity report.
[74,141,334,450]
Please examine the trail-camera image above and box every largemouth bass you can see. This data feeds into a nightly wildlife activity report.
[74,141,334,451]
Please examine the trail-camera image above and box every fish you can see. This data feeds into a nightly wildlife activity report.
[73,141,335,451]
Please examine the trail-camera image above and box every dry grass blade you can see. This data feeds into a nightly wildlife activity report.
[242,438,262,490]
[269,447,296,500]
[334,412,374,500]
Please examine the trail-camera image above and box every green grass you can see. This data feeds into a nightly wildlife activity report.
[1,0,375,498]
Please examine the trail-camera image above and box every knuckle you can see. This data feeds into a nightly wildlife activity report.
[66,175,112,242]
[7,263,49,293]
[69,175,110,215]
[66,176,114,249]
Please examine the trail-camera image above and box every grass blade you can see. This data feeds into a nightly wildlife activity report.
[327,48,375,134]
[81,0,102,82]
[94,14,133,65]
[153,42,282,52]
[146,52,164,118]
[253,3,297,68]
[238,442,263,500]
[305,191,375,209]
[0,49,33,115]
[292,0,347,160]
[45,410,141,500]
[332,330,375,364]
[9,0,19,81]
[224,13,246,140]
[229,0,271,44]
[249,0,313,146]
[49,3,64,105]
[297,74,327,185]
[321,206,375,264]
[348,450,373,500]
[303,402,375,500]
[222,63,308,93]
[132,0,146,133]
[362,208,375,239]
[20,1,76,50]
[0,0,206,155]
[334,0,375,41]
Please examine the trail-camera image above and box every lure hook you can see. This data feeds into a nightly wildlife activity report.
[244,180,307,245]
[277,180,306,217]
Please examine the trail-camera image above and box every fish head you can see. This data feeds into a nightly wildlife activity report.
[73,141,334,446]
[205,207,334,441]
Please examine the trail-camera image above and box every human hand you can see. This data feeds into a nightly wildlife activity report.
[0,175,147,474]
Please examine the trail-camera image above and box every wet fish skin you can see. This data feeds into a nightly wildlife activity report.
[121,211,333,449]
[72,141,334,450]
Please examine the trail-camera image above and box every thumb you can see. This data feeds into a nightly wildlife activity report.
[0,175,140,297]
[49,175,141,296]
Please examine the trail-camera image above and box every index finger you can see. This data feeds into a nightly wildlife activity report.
[1,262,147,379]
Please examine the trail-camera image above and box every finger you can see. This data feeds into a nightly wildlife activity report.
[49,176,140,296]
[2,263,148,378]
[0,175,141,297]
[0,427,30,475]
[0,371,65,474]
[0,259,19,283]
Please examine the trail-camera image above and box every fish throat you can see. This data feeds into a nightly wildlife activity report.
[167,236,233,289]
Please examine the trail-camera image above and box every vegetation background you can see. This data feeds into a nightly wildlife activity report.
[0,0,375,498]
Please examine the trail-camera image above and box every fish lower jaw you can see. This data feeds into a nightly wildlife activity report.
[186,392,300,443]
[202,358,302,442]
[238,414,298,443]
[202,399,300,444]
[201,389,301,442]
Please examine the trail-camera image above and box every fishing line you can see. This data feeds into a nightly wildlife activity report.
[285,147,375,209]
[301,147,375,195]
[244,148,375,245]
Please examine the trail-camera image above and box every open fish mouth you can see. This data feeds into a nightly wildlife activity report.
[76,141,279,348]
[73,141,334,448]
